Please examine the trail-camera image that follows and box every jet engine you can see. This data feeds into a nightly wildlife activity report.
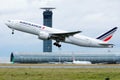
[38,31,50,40]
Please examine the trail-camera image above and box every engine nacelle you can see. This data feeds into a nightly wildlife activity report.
[38,31,50,40]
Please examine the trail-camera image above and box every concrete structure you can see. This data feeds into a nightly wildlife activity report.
[10,51,120,64]
[41,8,55,52]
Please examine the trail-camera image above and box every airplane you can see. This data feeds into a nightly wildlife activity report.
[5,20,118,48]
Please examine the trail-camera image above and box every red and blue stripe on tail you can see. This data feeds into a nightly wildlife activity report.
[96,27,118,42]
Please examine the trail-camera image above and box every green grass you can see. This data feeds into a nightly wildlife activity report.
[0,68,120,80]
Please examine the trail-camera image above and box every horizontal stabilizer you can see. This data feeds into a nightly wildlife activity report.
[99,43,114,48]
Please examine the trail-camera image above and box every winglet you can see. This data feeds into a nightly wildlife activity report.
[96,27,118,42]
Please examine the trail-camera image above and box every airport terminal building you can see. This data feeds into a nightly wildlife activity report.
[10,51,120,64]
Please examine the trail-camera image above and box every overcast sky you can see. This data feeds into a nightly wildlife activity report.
[0,0,120,62]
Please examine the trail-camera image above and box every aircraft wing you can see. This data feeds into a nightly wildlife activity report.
[50,31,81,41]
[51,31,81,37]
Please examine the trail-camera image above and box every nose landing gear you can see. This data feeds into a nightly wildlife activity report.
[12,30,14,34]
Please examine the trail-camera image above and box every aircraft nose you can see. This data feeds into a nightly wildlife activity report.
[5,20,11,25]
[5,20,11,28]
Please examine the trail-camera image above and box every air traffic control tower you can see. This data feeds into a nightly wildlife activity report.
[41,8,55,52]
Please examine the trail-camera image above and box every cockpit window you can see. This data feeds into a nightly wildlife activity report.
[8,20,11,22]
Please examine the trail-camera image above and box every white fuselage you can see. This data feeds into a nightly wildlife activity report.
[5,20,112,48]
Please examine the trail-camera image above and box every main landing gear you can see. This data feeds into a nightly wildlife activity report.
[53,42,61,48]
